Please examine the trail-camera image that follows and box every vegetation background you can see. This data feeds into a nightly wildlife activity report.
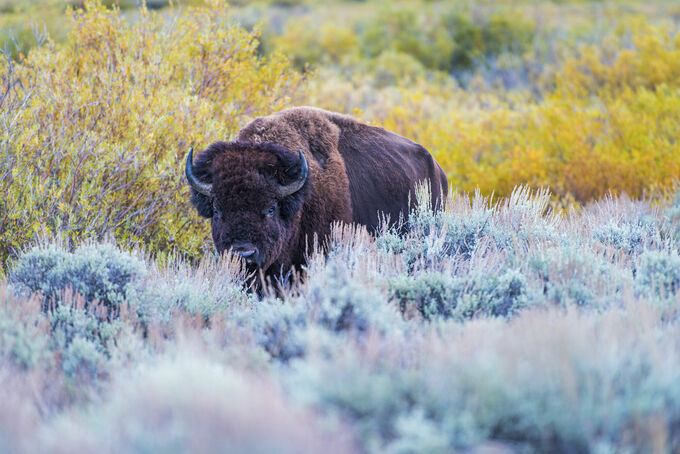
[0,0,679,452]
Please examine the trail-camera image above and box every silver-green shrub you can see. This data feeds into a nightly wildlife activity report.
[37,353,355,454]
[137,256,248,323]
[287,307,680,454]
[528,244,631,309]
[3,187,680,453]
[0,290,48,369]
[235,301,308,362]
[9,242,146,311]
[635,249,680,301]
[390,268,527,321]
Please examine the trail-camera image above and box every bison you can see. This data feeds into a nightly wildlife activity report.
[186,107,447,279]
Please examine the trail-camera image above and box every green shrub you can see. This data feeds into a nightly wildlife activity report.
[359,5,454,72]
[371,50,426,87]
[482,13,535,58]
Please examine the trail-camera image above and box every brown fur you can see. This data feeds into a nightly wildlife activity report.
[189,107,448,277]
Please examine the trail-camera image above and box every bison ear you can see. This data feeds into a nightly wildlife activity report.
[190,190,213,218]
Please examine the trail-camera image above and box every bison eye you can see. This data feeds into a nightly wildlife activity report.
[263,204,277,219]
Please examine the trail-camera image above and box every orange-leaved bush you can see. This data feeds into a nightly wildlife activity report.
[0,0,305,271]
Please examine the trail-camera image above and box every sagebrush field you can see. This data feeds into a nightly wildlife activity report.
[1,0,680,453]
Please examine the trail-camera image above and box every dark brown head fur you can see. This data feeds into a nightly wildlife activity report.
[189,141,310,273]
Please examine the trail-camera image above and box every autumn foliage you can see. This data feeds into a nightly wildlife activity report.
[0,0,303,268]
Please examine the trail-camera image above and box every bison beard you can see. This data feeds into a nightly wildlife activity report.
[186,107,448,284]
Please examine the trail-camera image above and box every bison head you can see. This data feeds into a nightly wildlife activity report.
[186,141,309,272]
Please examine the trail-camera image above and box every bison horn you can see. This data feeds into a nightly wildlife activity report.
[185,147,212,196]
[277,149,308,197]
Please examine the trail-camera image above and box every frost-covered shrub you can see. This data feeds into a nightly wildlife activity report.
[390,268,527,321]
[9,242,146,312]
[635,250,680,300]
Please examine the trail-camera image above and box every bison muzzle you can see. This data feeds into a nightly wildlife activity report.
[186,107,447,278]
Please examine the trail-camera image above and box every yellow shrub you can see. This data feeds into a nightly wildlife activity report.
[318,23,359,63]
[311,17,680,206]
[558,17,680,96]
[373,85,680,205]
[0,0,304,270]
[272,20,358,69]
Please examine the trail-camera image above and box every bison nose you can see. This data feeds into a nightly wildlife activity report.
[231,243,260,265]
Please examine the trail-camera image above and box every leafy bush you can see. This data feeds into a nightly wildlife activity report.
[299,10,680,205]
[0,0,304,268]
[371,51,427,88]
[273,20,358,70]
